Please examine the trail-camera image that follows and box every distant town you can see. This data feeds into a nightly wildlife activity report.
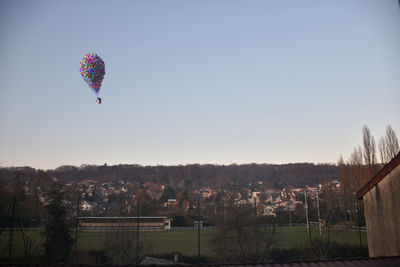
[1,163,341,227]
[67,178,339,219]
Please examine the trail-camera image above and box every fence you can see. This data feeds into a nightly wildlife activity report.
[0,224,368,264]
[0,224,365,232]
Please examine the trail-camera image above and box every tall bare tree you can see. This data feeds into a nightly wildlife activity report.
[362,125,377,180]
[378,136,388,165]
[379,125,399,164]
[338,125,398,223]
[338,156,351,218]
[338,147,363,221]
[349,146,364,190]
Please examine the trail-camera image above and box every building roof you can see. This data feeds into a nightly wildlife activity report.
[114,256,400,266]
[78,216,167,219]
[357,152,400,199]
[4,256,400,266]
[204,256,400,267]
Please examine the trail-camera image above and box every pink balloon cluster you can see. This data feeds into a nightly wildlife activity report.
[80,53,105,94]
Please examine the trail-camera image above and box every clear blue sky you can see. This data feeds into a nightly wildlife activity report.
[1,0,399,169]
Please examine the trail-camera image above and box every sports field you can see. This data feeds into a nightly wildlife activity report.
[0,226,367,258]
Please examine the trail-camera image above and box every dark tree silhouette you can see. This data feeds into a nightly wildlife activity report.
[42,184,74,263]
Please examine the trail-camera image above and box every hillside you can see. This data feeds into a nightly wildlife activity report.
[1,163,337,189]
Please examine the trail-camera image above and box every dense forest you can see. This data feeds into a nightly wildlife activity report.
[0,163,337,188]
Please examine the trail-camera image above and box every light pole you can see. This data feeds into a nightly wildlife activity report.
[136,197,140,264]
[316,190,322,237]
[197,195,201,264]
[304,191,311,246]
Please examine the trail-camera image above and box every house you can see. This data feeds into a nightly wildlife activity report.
[250,191,261,205]
[80,200,95,211]
[357,152,400,257]
[262,205,276,217]
[164,199,177,207]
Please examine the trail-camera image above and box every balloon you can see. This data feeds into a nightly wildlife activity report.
[79,53,105,95]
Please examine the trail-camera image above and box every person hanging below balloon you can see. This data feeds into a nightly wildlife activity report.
[80,53,105,104]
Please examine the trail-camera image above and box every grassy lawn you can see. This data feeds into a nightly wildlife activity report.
[0,226,367,258]
[76,230,214,256]
[274,226,367,249]
[0,230,45,258]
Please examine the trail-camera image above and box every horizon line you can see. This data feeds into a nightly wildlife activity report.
[1,161,338,171]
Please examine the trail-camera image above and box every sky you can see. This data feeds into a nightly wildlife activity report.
[0,0,399,170]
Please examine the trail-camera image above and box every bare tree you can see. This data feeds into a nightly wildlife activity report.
[338,148,363,221]
[362,125,377,180]
[102,229,152,264]
[349,146,364,190]
[210,204,276,263]
[103,231,136,264]
[338,125,398,224]
[383,125,399,163]
[378,136,388,165]
[338,156,351,219]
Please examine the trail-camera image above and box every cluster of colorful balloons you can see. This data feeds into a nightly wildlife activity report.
[80,53,105,103]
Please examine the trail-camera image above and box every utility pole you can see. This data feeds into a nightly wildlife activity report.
[9,197,16,258]
[316,190,322,237]
[75,191,80,255]
[197,195,201,264]
[255,199,258,258]
[304,191,309,231]
[304,191,311,246]
[136,197,140,264]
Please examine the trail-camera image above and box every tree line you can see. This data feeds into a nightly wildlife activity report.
[1,163,338,190]
[338,125,399,221]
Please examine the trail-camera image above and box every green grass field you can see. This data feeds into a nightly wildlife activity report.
[0,226,367,259]
[274,226,367,249]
